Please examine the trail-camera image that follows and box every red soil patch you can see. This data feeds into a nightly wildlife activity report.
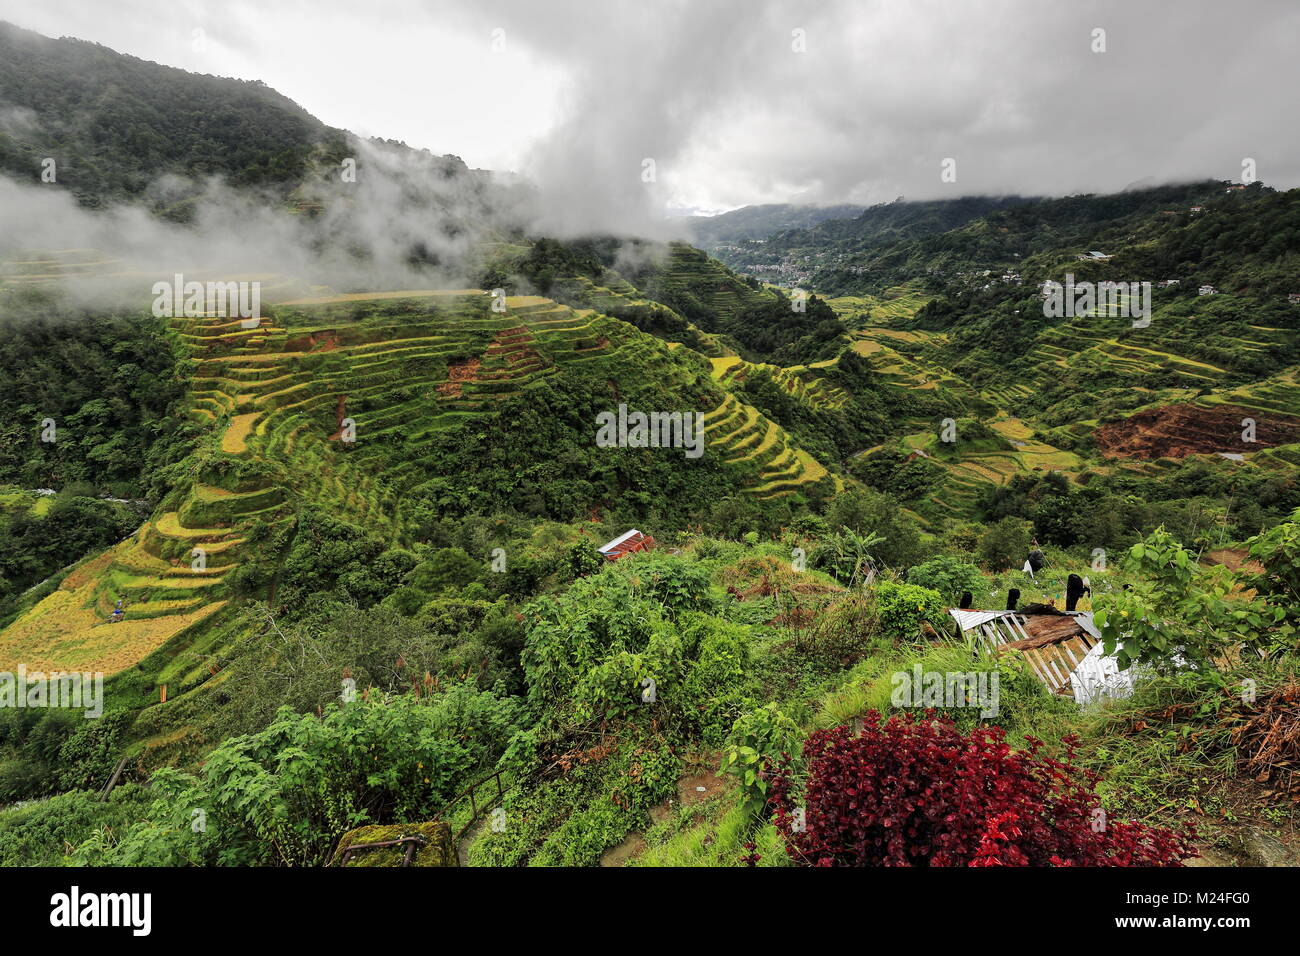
[1204,548,1265,575]
[327,394,348,440]
[447,357,481,381]
[482,328,543,378]
[283,330,339,352]
[485,327,531,353]
[1094,404,1300,460]
[437,357,481,398]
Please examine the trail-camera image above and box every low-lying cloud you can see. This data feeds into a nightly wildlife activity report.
[0,0,1296,260]
[0,136,536,305]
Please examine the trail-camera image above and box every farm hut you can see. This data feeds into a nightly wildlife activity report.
[948,607,1133,705]
[597,529,656,562]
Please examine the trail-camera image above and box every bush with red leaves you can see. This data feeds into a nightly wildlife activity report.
[769,712,1195,867]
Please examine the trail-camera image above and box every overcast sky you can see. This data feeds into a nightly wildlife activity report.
[2,0,1297,229]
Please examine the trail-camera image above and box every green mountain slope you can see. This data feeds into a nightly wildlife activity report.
[0,20,336,205]
[689,202,864,244]
[0,290,842,678]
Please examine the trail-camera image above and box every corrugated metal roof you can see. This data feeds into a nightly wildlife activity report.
[598,529,642,553]
[948,608,1125,703]
[1069,640,1136,705]
[948,608,1007,630]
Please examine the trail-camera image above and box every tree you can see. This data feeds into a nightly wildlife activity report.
[562,540,604,581]
[826,488,923,570]
[979,516,1032,571]
[816,527,884,587]
[409,547,482,594]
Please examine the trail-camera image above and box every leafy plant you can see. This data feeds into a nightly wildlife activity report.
[905,555,987,605]
[1246,507,1300,625]
[872,579,946,642]
[74,688,522,867]
[722,704,800,822]
[815,527,884,587]
[1094,528,1292,673]
[769,712,1195,866]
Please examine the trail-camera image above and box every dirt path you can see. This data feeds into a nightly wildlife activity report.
[599,764,729,867]
[456,814,489,867]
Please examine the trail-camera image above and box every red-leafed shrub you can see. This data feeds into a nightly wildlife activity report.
[769,712,1195,867]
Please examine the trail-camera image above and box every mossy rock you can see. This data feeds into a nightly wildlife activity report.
[331,822,456,867]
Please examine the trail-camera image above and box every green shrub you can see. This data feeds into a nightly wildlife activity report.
[872,580,946,642]
[1095,528,1292,673]
[0,785,152,866]
[722,704,801,821]
[74,688,523,867]
[906,555,988,606]
[979,516,1033,571]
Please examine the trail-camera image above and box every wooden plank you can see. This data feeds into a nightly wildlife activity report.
[1022,648,1057,689]
[98,755,129,802]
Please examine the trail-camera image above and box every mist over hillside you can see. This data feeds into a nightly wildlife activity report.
[689,203,866,244]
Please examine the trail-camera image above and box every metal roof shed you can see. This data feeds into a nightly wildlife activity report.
[948,608,1130,702]
[597,529,655,561]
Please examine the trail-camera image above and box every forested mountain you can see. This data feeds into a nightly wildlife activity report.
[0,21,340,208]
[689,203,864,244]
[708,195,1030,286]
[708,186,1273,294]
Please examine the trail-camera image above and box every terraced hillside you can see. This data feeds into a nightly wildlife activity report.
[814,267,1298,523]
[1084,366,1300,466]
[825,286,932,328]
[1002,310,1284,407]
[550,272,736,357]
[820,284,1107,521]
[703,393,838,499]
[641,243,779,325]
[844,299,1299,524]
[876,415,1085,523]
[0,290,839,675]
[709,355,849,411]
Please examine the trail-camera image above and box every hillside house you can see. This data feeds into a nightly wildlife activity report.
[597,529,656,561]
[1198,285,1218,296]
[1288,293,1300,305]
[949,607,1132,705]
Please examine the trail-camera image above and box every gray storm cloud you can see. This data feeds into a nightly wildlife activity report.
[501,0,1300,223]
[0,0,1297,252]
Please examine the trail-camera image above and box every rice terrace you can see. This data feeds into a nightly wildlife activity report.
[0,0,1296,933]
